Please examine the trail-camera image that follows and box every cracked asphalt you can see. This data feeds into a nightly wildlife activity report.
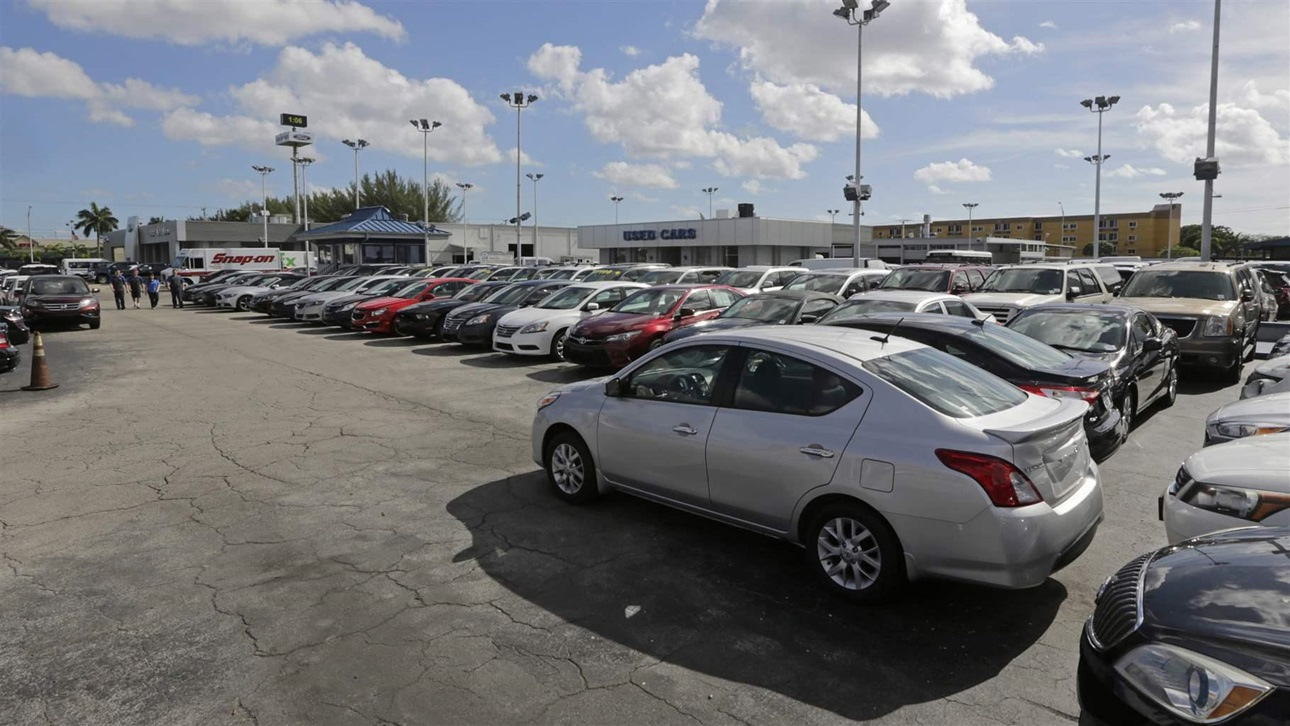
[0,302,1251,725]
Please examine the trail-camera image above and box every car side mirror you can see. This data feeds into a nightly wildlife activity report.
[676,307,696,319]
[1240,288,1254,302]
[91,288,100,294]
[799,314,820,324]
[584,302,600,311]
[951,283,970,294]
[604,378,624,397]
[1066,286,1081,300]
[1142,337,1162,352]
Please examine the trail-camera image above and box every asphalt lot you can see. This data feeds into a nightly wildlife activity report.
[0,300,1252,725]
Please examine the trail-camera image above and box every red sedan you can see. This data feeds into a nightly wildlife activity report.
[562,284,745,368]
[351,278,474,334]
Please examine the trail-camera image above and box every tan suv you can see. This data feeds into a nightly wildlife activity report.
[1119,260,1261,382]
[963,263,1113,323]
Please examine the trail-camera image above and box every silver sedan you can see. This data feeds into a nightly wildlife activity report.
[530,326,1104,602]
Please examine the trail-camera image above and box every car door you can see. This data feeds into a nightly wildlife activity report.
[1129,312,1164,404]
[1073,268,1107,303]
[705,348,868,532]
[797,298,839,323]
[674,290,722,328]
[596,344,733,507]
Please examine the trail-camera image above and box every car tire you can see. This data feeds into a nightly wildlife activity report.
[392,319,408,337]
[550,328,569,361]
[1161,363,1178,408]
[544,431,599,504]
[236,296,251,311]
[1120,388,1137,440]
[89,320,101,330]
[648,337,665,352]
[803,501,905,604]
[1223,358,1243,385]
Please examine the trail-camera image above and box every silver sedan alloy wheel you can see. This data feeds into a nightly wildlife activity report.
[817,517,881,590]
[550,442,585,494]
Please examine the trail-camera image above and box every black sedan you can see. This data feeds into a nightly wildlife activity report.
[320,278,423,329]
[824,313,1123,460]
[1079,526,1290,725]
[0,321,20,373]
[450,280,571,346]
[0,306,32,345]
[392,281,516,339]
[663,290,843,344]
[267,277,360,317]
[1008,304,1179,440]
[182,271,261,304]
[249,275,338,314]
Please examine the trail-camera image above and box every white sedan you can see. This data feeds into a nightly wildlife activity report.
[493,281,648,359]
[826,289,994,322]
[291,276,407,322]
[1162,433,1290,542]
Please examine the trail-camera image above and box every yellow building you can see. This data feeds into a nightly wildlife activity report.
[873,204,1183,257]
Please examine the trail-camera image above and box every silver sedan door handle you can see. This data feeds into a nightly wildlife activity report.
[799,445,835,458]
[672,424,698,436]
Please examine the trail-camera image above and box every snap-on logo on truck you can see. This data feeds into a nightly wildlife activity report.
[210,253,277,265]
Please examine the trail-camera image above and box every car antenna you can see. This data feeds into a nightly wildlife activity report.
[871,316,905,346]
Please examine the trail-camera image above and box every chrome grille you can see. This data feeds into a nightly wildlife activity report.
[442,315,464,333]
[1088,552,1152,651]
[495,324,521,338]
[44,303,79,311]
[1156,317,1196,338]
[976,306,1015,323]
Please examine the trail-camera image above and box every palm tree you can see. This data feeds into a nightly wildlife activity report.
[0,227,20,255]
[74,202,119,258]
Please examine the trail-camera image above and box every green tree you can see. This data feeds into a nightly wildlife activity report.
[0,227,20,254]
[73,202,119,258]
[210,169,462,228]
[1177,224,1245,258]
[1162,246,1200,258]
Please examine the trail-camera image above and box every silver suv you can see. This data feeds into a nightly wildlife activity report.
[963,263,1113,323]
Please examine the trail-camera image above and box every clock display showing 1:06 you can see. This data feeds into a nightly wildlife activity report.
[280,113,308,128]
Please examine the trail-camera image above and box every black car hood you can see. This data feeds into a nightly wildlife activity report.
[399,298,473,316]
[1030,355,1113,387]
[1141,527,1290,686]
[1065,348,1130,375]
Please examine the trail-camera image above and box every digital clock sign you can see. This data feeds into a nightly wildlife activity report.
[279,113,308,128]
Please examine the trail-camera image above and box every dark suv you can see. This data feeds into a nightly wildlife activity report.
[877,264,990,294]
[18,275,102,330]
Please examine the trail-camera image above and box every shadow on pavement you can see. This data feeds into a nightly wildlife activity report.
[364,337,421,348]
[526,367,602,385]
[294,327,338,336]
[323,331,370,341]
[459,354,535,369]
[448,473,1066,722]
[411,345,477,358]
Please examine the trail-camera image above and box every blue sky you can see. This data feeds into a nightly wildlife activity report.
[2,0,1287,241]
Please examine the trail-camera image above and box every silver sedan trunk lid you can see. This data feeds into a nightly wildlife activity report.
[979,398,1091,503]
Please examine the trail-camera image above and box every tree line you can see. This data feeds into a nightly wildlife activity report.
[201,169,462,226]
[1081,224,1282,259]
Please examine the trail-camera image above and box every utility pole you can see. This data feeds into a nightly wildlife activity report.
[1081,95,1120,258]
[833,0,889,268]
[252,165,274,247]
[341,139,368,210]
[701,187,718,218]
[610,196,624,224]
[501,92,539,254]
[527,173,544,256]
[1159,192,1184,259]
[1199,0,1222,261]
[962,203,978,241]
[456,182,474,263]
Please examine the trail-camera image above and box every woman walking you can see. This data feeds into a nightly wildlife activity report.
[146,275,161,309]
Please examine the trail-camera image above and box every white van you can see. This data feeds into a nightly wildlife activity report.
[789,257,889,270]
[60,258,111,279]
[925,250,993,264]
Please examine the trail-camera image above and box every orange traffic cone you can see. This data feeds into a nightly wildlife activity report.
[21,331,59,391]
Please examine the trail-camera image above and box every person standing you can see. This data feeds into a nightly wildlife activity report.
[145,274,161,309]
[168,273,185,308]
[110,271,127,310]
[126,270,143,309]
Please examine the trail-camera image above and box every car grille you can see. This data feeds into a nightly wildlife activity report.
[976,306,1016,323]
[442,316,464,333]
[1155,317,1196,338]
[496,323,521,338]
[43,303,80,311]
[1087,552,1152,651]
[351,311,364,321]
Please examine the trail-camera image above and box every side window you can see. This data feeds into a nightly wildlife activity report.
[624,345,730,405]
[709,289,739,308]
[843,277,872,297]
[775,271,797,287]
[524,286,558,305]
[922,301,949,315]
[684,290,714,312]
[800,298,838,319]
[1130,315,1152,351]
[1097,267,1122,293]
[1073,268,1099,294]
[698,269,724,284]
[966,269,985,289]
[943,299,975,318]
[733,350,862,416]
[943,339,1009,377]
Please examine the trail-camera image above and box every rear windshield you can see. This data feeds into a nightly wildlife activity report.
[720,296,799,322]
[864,347,1026,418]
[967,324,1072,368]
[822,299,918,322]
[486,284,540,305]
[1121,270,1236,301]
[879,269,950,292]
[1008,309,1125,353]
[716,270,765,288]
[621,267,663,281]
[637,269,685,285]
[981,268,1064,295]
[784,273,845,294]
[584,269,625,282]
[29,277,90,296]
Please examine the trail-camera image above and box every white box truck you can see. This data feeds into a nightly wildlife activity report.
[171,248,288,282]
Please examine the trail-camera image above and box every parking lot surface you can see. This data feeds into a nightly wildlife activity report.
[0,304,1250,725]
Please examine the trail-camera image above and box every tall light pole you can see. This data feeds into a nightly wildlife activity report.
[252,165,274,248]
[501,91,539,253]
[1080,94,1120,258]
[610,195,624,224]
[527,173,544,255]
[27,205,33,263]
[1160,191,1184,259]
[1058,201,1066,246]
[962,202,978,241]
[1198,0,1222,261]
[827,209,840,224]
[341,138,368,210]
[834,0,889,268]
[456,182,474,262]
[409,119,443,265]
[701,187,718,218]
[298,157,314,274]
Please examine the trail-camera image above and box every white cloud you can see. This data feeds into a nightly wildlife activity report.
[1039,21,1058,30]
[1240,81,1290,114]
[694,0,1044,99]
[742,179,762,195]
[164,43,501,166]
[1054,163,1070,170]
[593,162,678,189]
[28,0,405,46]
[1169,20,1202,34]
[620,45,641,57]
[0,46,198,127]
[748,80,878,142]
[1104,164,1167,179]
[927,185,952,195]
[1055,148,1084,159]
[1135,102,1289,166]
[913,158,992,184]
[507,148,540,167]
[527,43,817,179]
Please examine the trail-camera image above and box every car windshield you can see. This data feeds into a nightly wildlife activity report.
[612,288,684,315]
[718,296,799,322]
[584,269,624,282]
[864,348,1026,418]
[394,282,429,298]
[620,267,662,281]
[538,286,596,310]
[29,277,90,296]
[980,268,1064,294]
[1009,310,1126,353]
[879,269,950,292]
[637,269,685,284]
[335,278,371,292]
[715,270,765,288]
[486,284,539,305]
[367,279,411,296]
[456,283,500,301]
[546,268,582,280]
[1121,270,1237,301]
[967,324,1072,368]
[784,273,845,294]
[821,299,918,322]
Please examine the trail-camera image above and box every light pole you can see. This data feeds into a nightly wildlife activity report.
[610,195,624,224]
[527,173,544,256]
[962,202,978,240]
[1080,94,1120,258]
[252,165,274,248]
[1160,191,1184,259]
[1058,201,1066,246]
[834,0,889,268]
[341,138,368,210]
[409,119,443,265]
[701,187,718,218]
[1198,0,1222,261]
[501,91,539,253]
[827,209,840,224]
[456,182,474,262]
[297,157,314,274]
[27,205,33,263]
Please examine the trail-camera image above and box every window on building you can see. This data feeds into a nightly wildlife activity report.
[1098,232,1119,242]
[1126,248,1137,255]
[1128,221,1137,229]
[1100,218,1117,229]
[1034,235,1044,241]
[1034,221,1043,230]
[1128,235,1137,242]
[721,246,739,267]
[993,222,1010,232]
[508,243,535,257]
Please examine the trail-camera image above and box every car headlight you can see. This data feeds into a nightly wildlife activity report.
[1180,481,1290,522]
[369,308,387,316]
[466,313,492,326]
[1211,421,1290,439]
[341,302,359,311]
[414,313,428,319]
[1114,644,1272,724]
[24,300,42,308]
[78,298,98,309]
[537,392,561,409]
[1168,466,1192,496]
[1201,316,1233,337]
[520,321,549,334]
[605,330,641,343]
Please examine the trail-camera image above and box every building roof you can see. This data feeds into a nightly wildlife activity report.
[1245,237,1290,251]
[295,206,451,241]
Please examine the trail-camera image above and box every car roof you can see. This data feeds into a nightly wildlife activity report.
[853,290,952,303]
[826,311,980,332]
[1016,302,1138,316]
[1148,260,1244,272]
[750,289,840,301]
[563,280,649,289]
[998,263,1074,270]
[647,283,735,291]
[698,325,924,362]
[796,268,882,277]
